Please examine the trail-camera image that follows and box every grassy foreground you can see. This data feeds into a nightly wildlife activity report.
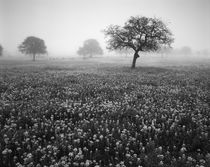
[0,59,210,167]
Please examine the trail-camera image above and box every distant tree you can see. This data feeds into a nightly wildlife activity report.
[18,36,47,61]
[77,39,103,58]
[104,16,174,68]
[0,44,3,56]
[196,49,210,56]
[179,46,192,55]
[200,49,210,56]
[158,46,172,58]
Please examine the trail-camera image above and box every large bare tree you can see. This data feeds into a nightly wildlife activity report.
[104,16,174,68]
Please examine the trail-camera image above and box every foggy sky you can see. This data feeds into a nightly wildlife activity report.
[0,0,210,56]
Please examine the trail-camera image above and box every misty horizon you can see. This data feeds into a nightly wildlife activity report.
[1,0,210,56]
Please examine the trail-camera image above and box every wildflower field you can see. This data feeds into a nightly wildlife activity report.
[0,59,210,167]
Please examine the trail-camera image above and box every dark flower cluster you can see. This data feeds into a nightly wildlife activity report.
[0,66,210,167]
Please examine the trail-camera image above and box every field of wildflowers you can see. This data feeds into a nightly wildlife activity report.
[0,62,210,167]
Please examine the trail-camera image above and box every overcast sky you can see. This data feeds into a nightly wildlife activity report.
[0,0,210,55]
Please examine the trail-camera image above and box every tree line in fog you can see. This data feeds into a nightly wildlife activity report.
[1,15,174,68]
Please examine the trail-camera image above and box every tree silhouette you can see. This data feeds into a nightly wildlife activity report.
[18,36,47,61]
[179,46,192,55]
[0,44,3,56]
[77,39,103,58]
[104,16,174,68]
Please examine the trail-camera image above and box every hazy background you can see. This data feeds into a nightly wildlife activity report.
[0,0,210,57]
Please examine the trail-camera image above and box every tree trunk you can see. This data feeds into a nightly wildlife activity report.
[131,52,139,68]
[33,53,35,61]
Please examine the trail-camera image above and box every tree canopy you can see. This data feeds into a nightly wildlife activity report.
[18,36,47,61]
[104,16,174,68]
[77,39,103,58]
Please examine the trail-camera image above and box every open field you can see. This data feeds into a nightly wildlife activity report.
[0,58,210,167]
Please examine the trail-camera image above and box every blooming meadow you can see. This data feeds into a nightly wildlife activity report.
[0,64,210,167]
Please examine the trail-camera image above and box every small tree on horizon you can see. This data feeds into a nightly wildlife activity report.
[0,44,3,56]
[77,39,103,58]
[18,36,47,61]
[104,16,174,68]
